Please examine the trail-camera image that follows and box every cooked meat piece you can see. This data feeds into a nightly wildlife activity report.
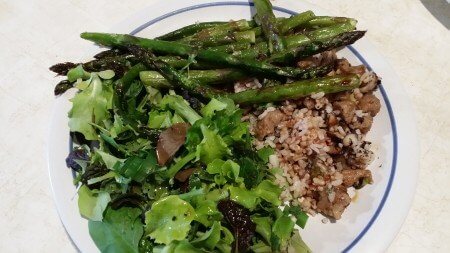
[359,72,379,93]
[255,110,286,139]
[358,93,381,117]
[351,115,373,134]
[297,51,337,69]
[319,50,337,66]
[333,155,353,171]
[341,169,373,188]
[174,168,197,182]
[345,152,369,169]
[335,58,366,75]
[156,122,190,165]
[333,100,356,124]
[315,186,351,220]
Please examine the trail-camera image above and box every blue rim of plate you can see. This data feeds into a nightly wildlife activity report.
[68,1,398,252]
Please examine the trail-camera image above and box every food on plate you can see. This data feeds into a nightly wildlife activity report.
[50,0,381,252]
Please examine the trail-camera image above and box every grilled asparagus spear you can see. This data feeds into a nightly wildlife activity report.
[81,32,332,79]
[226,74,361,104]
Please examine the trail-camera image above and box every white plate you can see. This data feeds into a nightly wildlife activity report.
[47,0,419,252]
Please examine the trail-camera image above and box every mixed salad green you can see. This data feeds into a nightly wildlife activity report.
[64,71,309,252]
[51,0,368,251]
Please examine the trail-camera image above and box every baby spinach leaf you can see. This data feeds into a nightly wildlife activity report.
[236,157,262,188]
[89,207,143,253]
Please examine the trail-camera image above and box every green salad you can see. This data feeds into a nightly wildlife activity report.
[51,0,367,252]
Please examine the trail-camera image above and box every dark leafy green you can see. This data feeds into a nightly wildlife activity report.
[89,207,143,253]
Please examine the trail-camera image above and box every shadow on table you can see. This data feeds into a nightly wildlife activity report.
[420,0,450,29]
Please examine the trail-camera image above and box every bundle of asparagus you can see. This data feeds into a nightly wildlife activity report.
[51,0,365,104]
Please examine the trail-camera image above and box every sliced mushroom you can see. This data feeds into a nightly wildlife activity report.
[333,100,356,124]
[336,58,366,75]
[359,72,379,93]
[174,168,197,182]
[156,123,190,165]
[350,115,373,134]
[315,186,351,220]
[341,169,373,188]
[357,93,381,117]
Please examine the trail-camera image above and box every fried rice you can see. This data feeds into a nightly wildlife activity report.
[241,50,381,220]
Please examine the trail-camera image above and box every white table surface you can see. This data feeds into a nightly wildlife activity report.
[0,0,449,252]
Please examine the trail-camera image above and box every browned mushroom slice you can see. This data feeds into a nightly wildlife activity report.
[341,169,373,188]
[156,122,190,165]
[336,58,366,75]
[357,93,381,117]
[316,186,351,220]
[333,100,356,124]
[174,168,197,182]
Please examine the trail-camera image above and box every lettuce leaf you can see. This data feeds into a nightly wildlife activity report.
[145,195,195,244]
[196,125,231,164]
[200,98,230,117]
[189,189,224,227]
[256,147,275,163]
[67,65,90,82]
[228,179,281,211]
[286,231,312,253]
[283,206,309,229]
[89,207,143,253]
[228,186,259,210]
[68,74,113,140]
[206,159,242,185]
[148,110,173,129]
[272,213,295,248]
[252,216,272,244]
[160,94,201,125]
[153,240,205,253]
[254,180,282,206]
[78,185,110,221]
[185,98,247,153]
[96,150,125,170]
[251,241,273,253]
[192,221,221,250]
